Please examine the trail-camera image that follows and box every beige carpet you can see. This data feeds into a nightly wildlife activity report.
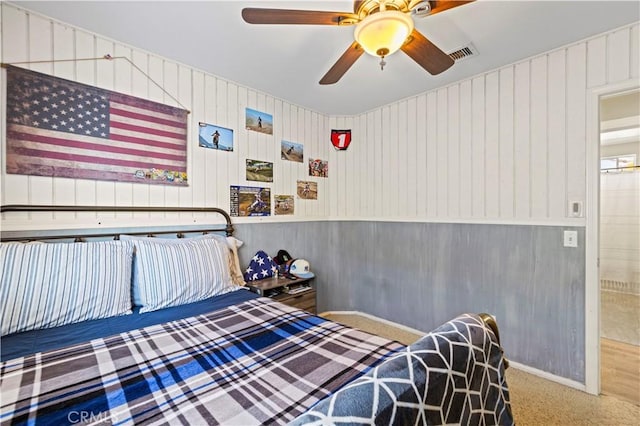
[322,312,640,425]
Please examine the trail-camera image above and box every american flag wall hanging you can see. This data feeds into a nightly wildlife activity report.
[5,65,189,186]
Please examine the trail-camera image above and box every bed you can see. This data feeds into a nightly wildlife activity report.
[1,205,513,425]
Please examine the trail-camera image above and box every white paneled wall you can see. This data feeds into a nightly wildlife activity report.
[600,170,640,293]
[1,3,639,229]
[0,3,331,229]
[344,22,639,223]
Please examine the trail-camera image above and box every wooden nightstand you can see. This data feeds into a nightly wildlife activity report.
[246,275,316,314]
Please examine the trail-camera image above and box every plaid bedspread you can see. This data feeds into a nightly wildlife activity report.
[0,297,402,425]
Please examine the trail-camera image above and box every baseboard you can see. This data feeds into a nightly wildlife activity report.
[508,361,588,393]
[320,310,426,336]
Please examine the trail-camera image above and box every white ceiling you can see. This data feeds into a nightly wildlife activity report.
[13,1,640,115]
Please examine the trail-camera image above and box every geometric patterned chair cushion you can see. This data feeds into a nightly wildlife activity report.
[290,313,514,425]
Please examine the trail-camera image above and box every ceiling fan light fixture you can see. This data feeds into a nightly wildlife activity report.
[354,10,414,57]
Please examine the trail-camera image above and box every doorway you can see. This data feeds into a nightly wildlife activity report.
[598,89,640,405]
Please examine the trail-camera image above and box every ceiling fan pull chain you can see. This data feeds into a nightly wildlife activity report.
[379,57,387,70]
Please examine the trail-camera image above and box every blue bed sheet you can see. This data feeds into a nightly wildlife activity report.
[1,288,258,361]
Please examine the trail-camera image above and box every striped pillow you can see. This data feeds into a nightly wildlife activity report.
[132,237,238,313]
[0,240,134,336]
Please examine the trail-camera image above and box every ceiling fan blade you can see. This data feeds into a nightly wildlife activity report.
[428,0,475,16]
[242,8,358,25]
[319,42,365,85]
[401,29,454,75]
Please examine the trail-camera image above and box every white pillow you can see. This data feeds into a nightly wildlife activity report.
[130,237,238,313]
[0,240,134,336]
[121,234,239,304]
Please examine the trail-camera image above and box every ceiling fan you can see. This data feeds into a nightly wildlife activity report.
[242,0,474,85]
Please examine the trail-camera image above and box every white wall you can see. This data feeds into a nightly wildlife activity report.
[1,1,639,231]
[340,23,639,224]
[601,141,640,158]
[600,169,640,293]
[0,3,332,230]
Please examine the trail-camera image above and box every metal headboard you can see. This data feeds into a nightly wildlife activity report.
[0,205,234,242]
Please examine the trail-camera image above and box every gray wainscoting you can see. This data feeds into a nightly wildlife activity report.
[235,221,586,383]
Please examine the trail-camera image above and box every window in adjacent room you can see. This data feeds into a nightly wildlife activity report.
[600,154,636,172]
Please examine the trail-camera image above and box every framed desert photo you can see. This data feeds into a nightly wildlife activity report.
[230,185,271,217]
[245,108,273,135]
[281,140,303,163]
[297,180,317,200]
[246,159,273,182]
[198,122,233,151]
[274,195,294,215]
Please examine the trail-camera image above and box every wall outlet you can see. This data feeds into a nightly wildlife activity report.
[563,230,578,247]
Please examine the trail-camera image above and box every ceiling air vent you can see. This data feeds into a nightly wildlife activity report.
[448,44,478,62]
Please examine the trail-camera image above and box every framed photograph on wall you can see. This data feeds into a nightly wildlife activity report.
[274,195,294,215]
[230,185,271,217]
[308,158,328,178]
[297,180,317,200]
[281,140,303,163]
[198,122,233,151]
[246,159,273,182]
[245,108,273,135]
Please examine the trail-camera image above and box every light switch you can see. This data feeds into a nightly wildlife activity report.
[569,201,583,217]
[563,230,578,247]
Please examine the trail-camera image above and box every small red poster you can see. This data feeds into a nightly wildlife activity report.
[331,129,351,150]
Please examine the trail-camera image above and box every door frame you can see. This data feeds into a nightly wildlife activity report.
[584,78,639,395]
